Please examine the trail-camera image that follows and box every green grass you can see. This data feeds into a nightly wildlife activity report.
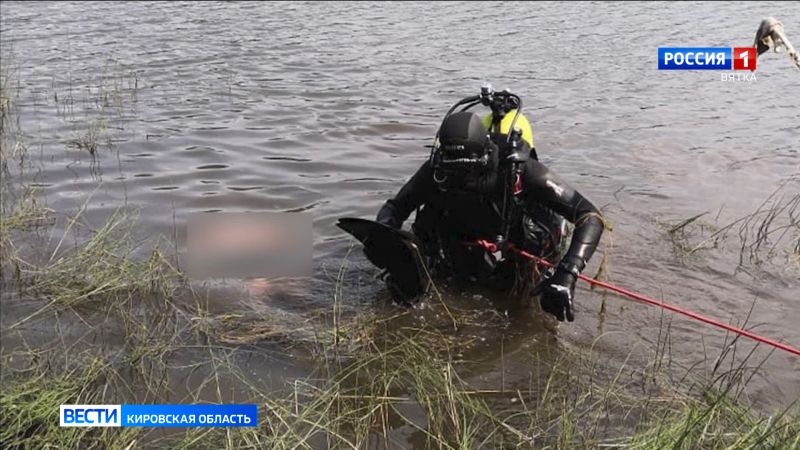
[2,293,799,449]
[3,207,182,331]
[661,178,800,269]
[628,396,800,449]
[1,187,797,448]
[0,355,141,450]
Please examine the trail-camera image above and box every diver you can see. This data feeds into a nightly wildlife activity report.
[356,86,604,322]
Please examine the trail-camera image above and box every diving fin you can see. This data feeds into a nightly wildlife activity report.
[336,217,429,303]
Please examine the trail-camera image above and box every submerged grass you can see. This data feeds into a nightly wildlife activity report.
[1,215,799,449]
[3,207,182,330]
[662,177,800,270]
[3,326,799,449]
[66,118,108,156]
[0,354,141,450]
[1,179,797,448]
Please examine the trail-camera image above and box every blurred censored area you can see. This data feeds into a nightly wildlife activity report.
[186,213,312,279]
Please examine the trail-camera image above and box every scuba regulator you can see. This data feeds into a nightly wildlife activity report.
[429,84,533,176]
[428,85,534,249]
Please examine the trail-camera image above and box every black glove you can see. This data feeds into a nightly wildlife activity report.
[539,263,579,322]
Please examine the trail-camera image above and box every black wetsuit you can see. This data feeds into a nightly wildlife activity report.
[376,158,604,286]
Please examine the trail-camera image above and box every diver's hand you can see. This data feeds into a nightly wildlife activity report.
[540,266,578,322]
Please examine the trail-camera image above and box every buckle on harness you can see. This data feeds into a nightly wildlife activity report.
[513,173,522,195]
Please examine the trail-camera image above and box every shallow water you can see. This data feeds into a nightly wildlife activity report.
[1,0,799,417]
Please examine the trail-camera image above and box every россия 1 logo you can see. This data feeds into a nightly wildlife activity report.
[658,47,757,71]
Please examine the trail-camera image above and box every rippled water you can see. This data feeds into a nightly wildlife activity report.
[2,1,799,410]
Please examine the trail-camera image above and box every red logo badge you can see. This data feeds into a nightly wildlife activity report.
[733,47,757,71]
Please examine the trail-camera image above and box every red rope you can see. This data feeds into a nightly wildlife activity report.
[476,240,800,357]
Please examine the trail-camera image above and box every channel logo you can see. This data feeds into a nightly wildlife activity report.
[658,47,756,71]
[60,404,258,427]
[60,405,120,427]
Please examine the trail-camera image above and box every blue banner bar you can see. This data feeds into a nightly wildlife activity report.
[658,47,732,70]
[121,404,258,427]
